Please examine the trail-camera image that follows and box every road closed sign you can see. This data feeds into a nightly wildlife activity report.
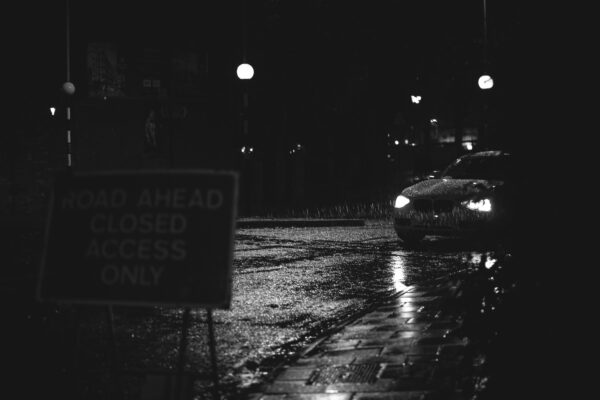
[37,170,238,308]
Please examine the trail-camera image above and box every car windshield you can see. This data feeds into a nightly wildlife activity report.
[441,155,511,180]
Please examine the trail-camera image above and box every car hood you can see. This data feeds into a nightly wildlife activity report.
[401,178,502,199]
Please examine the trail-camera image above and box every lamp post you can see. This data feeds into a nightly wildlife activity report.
[64,0,75,170]
[237,0,254,154]
[236,0,260,215]
[237,63,254,152]
[477,0,494,92]
[478,0,492,148]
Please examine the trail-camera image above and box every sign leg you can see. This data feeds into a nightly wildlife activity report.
[105,305,123,399]
[206,308,220,400]
[69,305,82,399]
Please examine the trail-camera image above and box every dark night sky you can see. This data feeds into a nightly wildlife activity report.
[8,1,522,104]
[5,1,567,162]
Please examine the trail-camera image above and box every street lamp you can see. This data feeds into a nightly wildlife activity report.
[478,74,494,90]
[64,0,74,169]
[478,0,493,148]
[236,63,254,80]
[237,62,254,143]
[237,0,254,144]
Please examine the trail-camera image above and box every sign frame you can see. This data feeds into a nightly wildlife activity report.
[37,169,239,309]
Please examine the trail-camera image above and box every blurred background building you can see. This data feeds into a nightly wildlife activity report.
[3,0,523,216]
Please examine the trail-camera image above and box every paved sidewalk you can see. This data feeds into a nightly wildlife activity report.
[245,252,551,400]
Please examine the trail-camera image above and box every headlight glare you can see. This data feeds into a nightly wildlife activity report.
[462,198,492,212]
[394,195,410,209]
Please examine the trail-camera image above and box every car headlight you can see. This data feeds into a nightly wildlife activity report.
[394,195,410,209]
[461,198,492,212]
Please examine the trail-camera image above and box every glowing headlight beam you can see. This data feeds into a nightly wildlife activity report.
[462,198,492,212]
[394,195,410,209]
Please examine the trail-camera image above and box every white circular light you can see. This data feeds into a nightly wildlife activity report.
[236,63,254,80]
[478,74,494,90]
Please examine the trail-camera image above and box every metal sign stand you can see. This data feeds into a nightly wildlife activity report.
[175,308,221,400]
[206,309,221,400]
[106,305,124,400]
[40,169,236,399]
[70,306,82,399]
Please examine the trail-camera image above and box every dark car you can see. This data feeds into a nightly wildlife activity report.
[393,150,514,245]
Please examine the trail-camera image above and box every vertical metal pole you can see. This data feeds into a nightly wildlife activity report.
[242,0,247,62]
[66,0,72,169]
[482,0,488,148]
[66,0,70,82]
[240,84,249,216]
[176,308,191,400]
[106,305,123,400]
[242,0,248,134]
[67,105,72,169]
[243,92,249,137]
[206,309,220,400]
[483,0,488,65]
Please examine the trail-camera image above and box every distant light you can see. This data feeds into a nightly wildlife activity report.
[462,141,474,151]
[404,139,409,145]
[62,81,75,95]
[478,74,494,90]
[411,95,422,104]
[394,140,399,146]
[49,107,56,116]
[237,63,254,80]
[410,142,416,147]
[430,118,438,125]
[290,144,302,155]
[241,146,254,155]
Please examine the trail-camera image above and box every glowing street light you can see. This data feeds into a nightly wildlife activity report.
[411,95,422,104]
[478,74,494,90]
[236,63,254,80]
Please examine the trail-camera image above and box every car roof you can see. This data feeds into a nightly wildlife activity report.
[462,150,511,159]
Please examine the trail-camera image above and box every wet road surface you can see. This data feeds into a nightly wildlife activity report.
[6,220,503,399]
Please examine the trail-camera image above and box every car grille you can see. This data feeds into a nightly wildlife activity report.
[413,199,455,213]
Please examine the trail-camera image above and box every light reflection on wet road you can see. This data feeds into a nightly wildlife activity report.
[78,220,501,398]
[199,221,498,396]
